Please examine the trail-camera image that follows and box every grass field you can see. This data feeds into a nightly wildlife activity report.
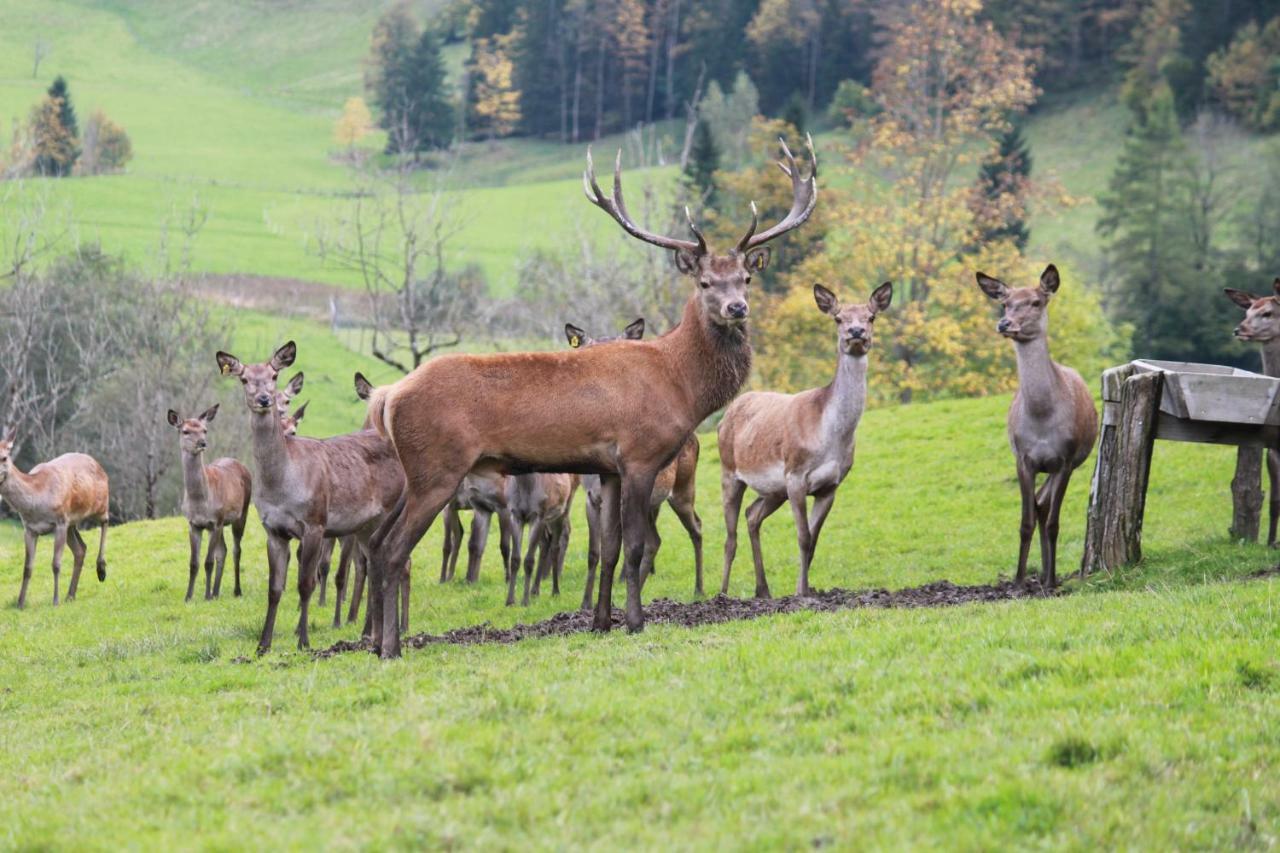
[1,368,1278,847]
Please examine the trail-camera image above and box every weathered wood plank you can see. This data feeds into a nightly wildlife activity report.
[1154,415,1280,447]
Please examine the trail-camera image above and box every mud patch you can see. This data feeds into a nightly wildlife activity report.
[316,578,1056,658]
[1246,565,1280,580]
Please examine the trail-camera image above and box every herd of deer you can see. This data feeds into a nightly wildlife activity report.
[4,138,1278,659]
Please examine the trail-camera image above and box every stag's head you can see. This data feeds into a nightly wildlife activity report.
[976,265,1060,343]
[813,282,893,357]
[216,342,298,415]
[1226,279,1280,343]
[584,137,817,330]
[167,405,219,455]
[565,318,645,348]
[279,401,308,437]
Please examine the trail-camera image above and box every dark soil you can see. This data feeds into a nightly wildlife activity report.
[315,577,1057,659]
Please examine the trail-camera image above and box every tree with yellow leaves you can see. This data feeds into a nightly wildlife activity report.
[470,33,521,139]
[334,96,373,152]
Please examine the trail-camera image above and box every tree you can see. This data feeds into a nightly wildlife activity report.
[971,122,1033,250]
[334,96,374,152]
[46,76,77,140]
[1119,0,1196,121]
[28,95,78,177]
[1206,17,1280,131]
[699,71,759,168]
[78,110,132,175]
[365,4,453,154]
[684,119,719,207]
[469,33,522,138]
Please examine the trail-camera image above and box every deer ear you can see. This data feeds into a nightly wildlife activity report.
[813,284,838,315]
[270,341,297,371]
[870,281,893,314]
[353,372,374,401]
[291,401,308,424]
[745,246,771,273]
[1273,278,1280,297]
[199,404,219,424]
[674,249,699,276]
[624,318,645,340]
[216,352,243,377]
[167,410,181,428]
[975,272,1009,301]
[1039,264,1060,295]
[1,426,15,447]
[1225,288,1258,309]
[282,372,304,399]
[564,324,587,348]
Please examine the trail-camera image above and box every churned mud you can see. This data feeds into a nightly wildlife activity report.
[316,577,1056,658]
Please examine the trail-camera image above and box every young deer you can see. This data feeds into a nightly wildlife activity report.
[166,405,252,601]
[440,472,512,583]
[977,264,1098,588]
[363,138,816,657]
[503,473,577,606]
[216,343,409,653]
[0,429,109,608]
[720,282,892,598]
[565,320,705,607]
[1225,278,1280,545]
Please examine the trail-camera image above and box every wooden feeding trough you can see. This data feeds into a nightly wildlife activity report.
[1081,359,1280,575]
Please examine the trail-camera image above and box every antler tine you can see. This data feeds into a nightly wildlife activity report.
[684,206,708,254]
[736,200,759,253]
[743,137,819,250]
[581,147,701,254]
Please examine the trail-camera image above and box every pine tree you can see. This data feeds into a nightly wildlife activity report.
[400,28,454,152]
[46,76,77,140]
[972,123,1032,249]
[29,95,78,177]
[684,119,720,208]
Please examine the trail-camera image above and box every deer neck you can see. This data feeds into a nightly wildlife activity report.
[0,463,44,517]
[1013,334,1062,418]
[1260,340,1280,377]
[822,350,868,442]
[249,410,292,489]
[181,451,211,505]
[663,293,753,423]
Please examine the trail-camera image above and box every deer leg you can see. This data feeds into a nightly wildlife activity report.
[211,524,228,598]
[593,475,622,632]
[639,507,661,589]
[505,518,525,607]
[94,520,107,583]
[203,525,219,601]
[620,470,660,633]
[807,487,838,565]
[1039,470,1072,589]
[668,495,704,597]
[581,497,602,611]
[257,533,291,656]
[746,494,785,600]
[1015,461,1037,584]
[50,524,67,606]
[186,525,203,602]
[65,527,87,601]
[522,519,543,606]
[17,527,36,609]
[553,517,568,595]
[441,502,461,582]
[531,520,550,598]
[787,484,814,597]
[1268,449,1280,548]
[720,476,748,595]
[497,509,513,580]
[295,529,325,650]
[465,509,492,584]
[348,550,366,627]
[231,518,245,597]
[374,484,454,659]
[333,536,353,629]
[319,538,336,607]
[400,557,412,633]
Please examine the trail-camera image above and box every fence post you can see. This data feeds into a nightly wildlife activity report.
[1229,446,1264,542]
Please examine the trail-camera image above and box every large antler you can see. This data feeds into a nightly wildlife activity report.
[583,148,705,255]
[737,134,818,252]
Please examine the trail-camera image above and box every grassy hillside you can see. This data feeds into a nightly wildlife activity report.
[1,376,1278,846]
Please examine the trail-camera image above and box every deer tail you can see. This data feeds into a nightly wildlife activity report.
[367,385,392,443]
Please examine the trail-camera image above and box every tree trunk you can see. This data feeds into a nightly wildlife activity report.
[1230,446,1264,542]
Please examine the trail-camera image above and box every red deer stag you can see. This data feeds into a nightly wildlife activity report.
[1225,278,1280,545]
[216,343,409,653]
[363,137,816,657]
[167,405,252,601]
[565,320,704,607]
[976,265,1098,588]
[719,282,892,597]
[0,430,109,607]
[504,473,577,606]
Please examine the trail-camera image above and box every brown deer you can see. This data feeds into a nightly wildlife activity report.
[719,282,892,598]
[440,473,512,583]
[363,137,816,657]
[976,264,1098,588]
[1225,278,1280,545]
[0,430,109,608]
[565,320,705,607]
[503,473,577,606]
[167,405,252,601]
[216,343,409,653]
[277,399,345,613]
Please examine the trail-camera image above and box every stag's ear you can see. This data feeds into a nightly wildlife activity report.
[282,372,304,400]
[291,401,308,424]
[1225,288,1258,309]
[1039,264,1061,296]
[975,272,1009,301]
[564,324,587,348]
[745,246,771,273]
[1,426,15,447]
[270,341,297,371]
[353,372,374,401]
[167,410,181,429]
[216,352,243,377]
[813,284,838,315]
[624,318,645,340]
[674,248,700,276]
[199,404,219,424]
[869,281,893,315]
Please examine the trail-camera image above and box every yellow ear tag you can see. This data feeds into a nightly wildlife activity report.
[220,363,230,375]
[569,336,580,348]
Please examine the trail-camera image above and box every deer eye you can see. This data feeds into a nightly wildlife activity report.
[1031,300,1041,308]
[745,275,752,285]
[699,280,710,289]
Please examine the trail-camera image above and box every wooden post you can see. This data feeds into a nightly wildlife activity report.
[1082,368,1163,576]
[1230,446,1264,542]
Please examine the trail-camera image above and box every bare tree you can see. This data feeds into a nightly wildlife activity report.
[1184,111,1244,266]
[315,153,479,373]
[31,39,50,79]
